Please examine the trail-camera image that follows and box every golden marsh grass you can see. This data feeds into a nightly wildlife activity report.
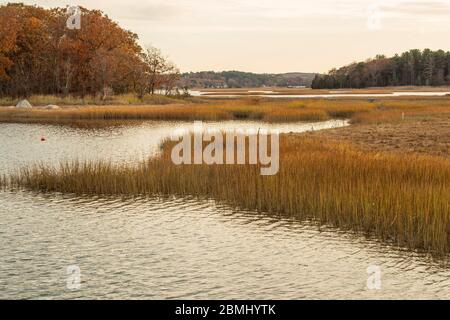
[3,135,450,255]
[0,93,193,107]
[1,97,449,124]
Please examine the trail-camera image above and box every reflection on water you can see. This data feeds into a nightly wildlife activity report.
[0,192,448,299]
[0,120,348,174]
[0,121,449,299]
[191,90,450,99]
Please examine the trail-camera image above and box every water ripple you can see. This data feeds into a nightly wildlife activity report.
[0,122,449,299]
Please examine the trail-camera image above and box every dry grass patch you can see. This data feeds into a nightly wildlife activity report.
[0,94,192,107]
[3,135,450,255]
[1,97,449,125]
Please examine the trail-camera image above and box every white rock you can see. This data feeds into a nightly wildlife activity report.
[45,104,60,109]
[16,99,32,109]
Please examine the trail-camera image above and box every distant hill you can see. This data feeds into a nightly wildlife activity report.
[312,49,450,89]
[179,71,317,89]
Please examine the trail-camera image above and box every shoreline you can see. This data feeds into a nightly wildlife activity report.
[1,96,449,255]
[1,96,449,124]
[2,133,449,256]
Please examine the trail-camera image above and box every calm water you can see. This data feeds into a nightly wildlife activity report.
[0,120,449,299]
[191,90,450,99]
[0,120,348,173]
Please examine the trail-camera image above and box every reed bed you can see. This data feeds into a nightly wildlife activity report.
[3,135,450,255]
[0,97,449,124]
[0,94,191,106]
[0,101,333,123]
[352,106,450,124]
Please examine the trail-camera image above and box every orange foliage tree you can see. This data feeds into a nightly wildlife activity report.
[0,3,179,98]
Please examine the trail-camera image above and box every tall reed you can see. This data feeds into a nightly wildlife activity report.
[3,136,450,255]
[0,93,191,106]
[1,97,448,124]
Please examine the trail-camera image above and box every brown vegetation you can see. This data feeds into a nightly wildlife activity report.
[3,135,449,255]
[1,96,449,125]
[313,115,450,157]
[0,93,192,107]
[1,96,449,254]
[0,3,179,98]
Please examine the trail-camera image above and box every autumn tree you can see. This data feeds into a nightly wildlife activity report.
[0,7,17,83]
[141,46,179,95]
[0,3,180,98]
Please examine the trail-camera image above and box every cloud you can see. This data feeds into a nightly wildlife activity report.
[0,0,182,21]
[381,0,450,17]
[109,4,181,21]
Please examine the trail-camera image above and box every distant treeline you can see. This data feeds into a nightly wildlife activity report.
[312,49,450,89]
[0,3,180,98]
[179,71,316,88]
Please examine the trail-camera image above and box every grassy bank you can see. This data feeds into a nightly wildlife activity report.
[0,93,198,107]
[3,135,450,255]
[1,97,449,124]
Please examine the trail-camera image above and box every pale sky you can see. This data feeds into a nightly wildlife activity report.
[4,0,450,73]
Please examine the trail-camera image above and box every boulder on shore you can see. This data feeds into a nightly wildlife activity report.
[16,99,32,109]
